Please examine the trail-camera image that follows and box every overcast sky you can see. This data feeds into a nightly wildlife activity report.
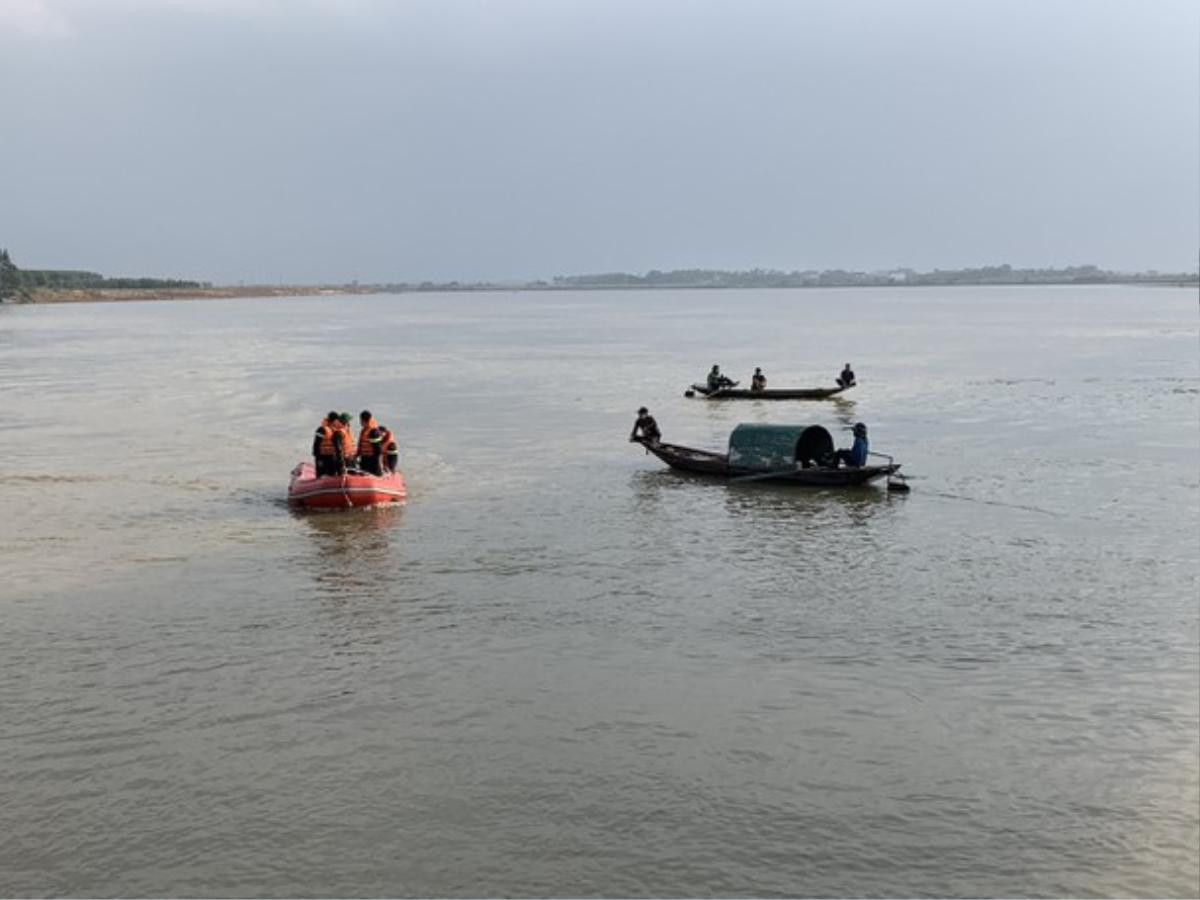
[1,0,1197,283]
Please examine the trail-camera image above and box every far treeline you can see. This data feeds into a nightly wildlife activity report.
[372,263,1198,293]
[3,247,1197,302]
[542,264,1198,290]
[0,249,206,301]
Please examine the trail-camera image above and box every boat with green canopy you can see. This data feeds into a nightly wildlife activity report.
[633,423,902,487]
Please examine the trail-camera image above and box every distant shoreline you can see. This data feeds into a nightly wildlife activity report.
[14,285,382,304]
[10,279,1197,305]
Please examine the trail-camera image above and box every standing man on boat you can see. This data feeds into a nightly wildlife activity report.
[630,407,662,445]
[837,363,856,388]
[358,428,384,475]
[751,368,767,391]
[335,413,355,471]
[357,409,378,467]
[313,411,346,476]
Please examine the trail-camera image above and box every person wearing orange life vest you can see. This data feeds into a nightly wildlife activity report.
[334,413,355,469]
[356,410,378,466]
[312,410,344,476]
[359,422,399,476]
[378,423,399,473]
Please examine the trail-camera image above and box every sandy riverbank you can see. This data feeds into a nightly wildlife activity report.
[13,285,386,304]
[8,279,1196,305]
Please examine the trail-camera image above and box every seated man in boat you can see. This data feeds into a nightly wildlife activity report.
[750,367,767,391]
[707,364,734,392]
[313,410,351,476]
[837,363,856,388]
[380,425,400,473]
[629,406,662,445]
[833,422,869,467]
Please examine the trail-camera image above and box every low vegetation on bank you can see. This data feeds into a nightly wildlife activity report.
[549,264,1199,289]
[0,250,211,303]
[2,248,1195,305]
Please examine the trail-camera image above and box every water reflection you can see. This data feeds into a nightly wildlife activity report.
[723,480,896,523]
[4,291,1197,898]
[828,396,857,427]
[630,468,901,528]
[292,505,404,600]
[691,394,859,431]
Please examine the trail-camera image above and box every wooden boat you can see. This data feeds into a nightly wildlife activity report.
[287,462,407,509]
[634,424,899,487]
[688,383,850,400]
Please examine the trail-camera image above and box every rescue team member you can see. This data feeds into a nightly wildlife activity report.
[359,422,400,475]
[313,410,346,476]
[336,414,356,469]
[378,424,400,473]
[314,410,397,476]
[357,410,378,464]
[358,426,383,475]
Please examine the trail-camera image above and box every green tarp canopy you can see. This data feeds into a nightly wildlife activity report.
[727,424,835,471]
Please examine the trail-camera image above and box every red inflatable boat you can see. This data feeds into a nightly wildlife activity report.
[287,462,407,509]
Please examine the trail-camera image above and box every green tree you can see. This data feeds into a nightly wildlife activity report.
[0,248,24,301]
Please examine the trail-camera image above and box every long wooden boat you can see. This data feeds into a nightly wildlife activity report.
[634,424,899,487]
[689,383,850,400]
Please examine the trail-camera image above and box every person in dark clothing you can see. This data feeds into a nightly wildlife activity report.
[358,427,385,475]
[707,364,734,392]
[751,367,767,391]
[357,423,399,476]
[837,363,856,388]
[380,426,400,473]
[629,407,662,444]
[313,410,344,476]
[356,409,378,466]
[355,422,403,480]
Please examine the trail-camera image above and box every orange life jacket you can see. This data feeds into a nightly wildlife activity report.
[315,422,337,456]
[333,422,354,458]
[357,417,378,456]
[360,425,394,460]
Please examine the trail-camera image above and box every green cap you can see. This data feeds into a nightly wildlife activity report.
[339,412,352,424]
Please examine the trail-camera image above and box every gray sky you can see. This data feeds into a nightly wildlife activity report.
[2,0,1197,283]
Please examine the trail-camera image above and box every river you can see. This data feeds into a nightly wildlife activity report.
[1,285,1197,897]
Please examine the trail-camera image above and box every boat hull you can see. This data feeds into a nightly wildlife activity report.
[638,440,897,486]
[690,383,849,400]
[287,462,407,509]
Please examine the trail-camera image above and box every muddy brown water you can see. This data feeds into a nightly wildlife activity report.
[1,286,1196,897]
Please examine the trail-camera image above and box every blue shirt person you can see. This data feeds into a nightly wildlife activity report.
[835,422,869,467]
